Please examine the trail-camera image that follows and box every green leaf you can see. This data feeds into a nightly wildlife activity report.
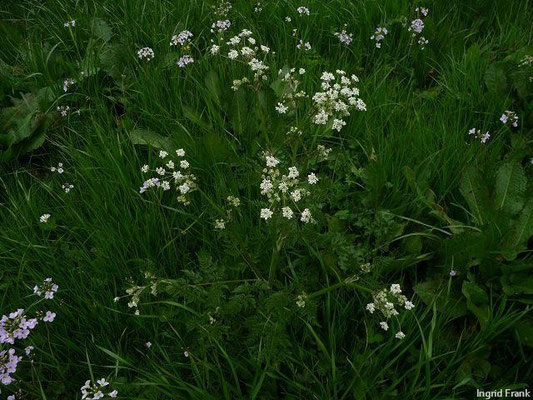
[130,128,172,150]
[502,198,533,260]
[414,279,467,318]
[459,166,490,225]
[92,17,112,42]
[462,281,489,327]
[494,161,526,215]
[515,318,533,348]
[485,63,508,94]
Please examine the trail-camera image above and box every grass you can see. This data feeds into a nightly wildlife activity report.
[0,0,532,398]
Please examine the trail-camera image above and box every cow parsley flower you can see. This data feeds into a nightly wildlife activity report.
[395,331,406,339]
[276,102,289,114]
[307,173,319,185]
[137,47,155,61]
[260,208,273,220]
[282,206,294,219]
[380,321,389,331]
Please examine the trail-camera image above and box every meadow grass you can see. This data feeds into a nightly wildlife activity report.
[1,0,532,398]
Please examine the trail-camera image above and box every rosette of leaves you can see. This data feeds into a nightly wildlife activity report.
[0,87,54,162]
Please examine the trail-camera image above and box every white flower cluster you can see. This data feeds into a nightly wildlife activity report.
[63,78,75,92]
[259,153,317,223]
[296,292,308,308]
[468,128,490,144]
[63,19,76,27]
[80,378,118,400]
[214,195,241,230]
[117,272,159,315]
[409,7,430,49]
[57,105,70,117]
[50,162,65,174]
[137,47,155,61]
[297,6,310,16]
[370,27,388,48]
[62,183,74,193]
[317,144,332,161]
[170,30,193,46]
[213,1,232,16]
[213,29,271,85]
[39,214,51,223]
[312,70,366,130]
[177,55,194,68]
[366,284,414,339]
[296,40,311,51]
[33,278,58,299]
[211,19,231,33]
[275,67,307,114]
[500,110,519,127]
[139,148,198,206]
[334,28,354,46]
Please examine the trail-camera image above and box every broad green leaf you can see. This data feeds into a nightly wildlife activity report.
[130,128,172,150]
[92,17,112,42]
[459,166,490,225]
[494,161,526,215]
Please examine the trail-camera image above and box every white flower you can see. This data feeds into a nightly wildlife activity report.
[297,6,310,15]
[290,189,302,202]
[109,390,118,398]
[40,214,51,223]
[159,150,168,158]
[260,179,274,194]
[300,208,313,223]
[210,44,220,55]
[180,160,190,169]
[282,206,294,219]
[176,148,185,157]
[145,342,152,348]
[265,155,280,167]
[366,303,375,313]
[332,119,346,131]
[137,47,155,61]
[215,219,226,230]
[156,167,166,175]
[379,321,389,331]
[390,284,402,294]
[228,49,239,59]
[276,102,289,114]
[404,301,415,310]
[141,164,149,173]
[288,166,299,179]
[307,173,318,184]
[260,208,273,220]
[395,331,406,340]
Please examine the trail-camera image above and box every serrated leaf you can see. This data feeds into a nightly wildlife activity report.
[494,161,526,214]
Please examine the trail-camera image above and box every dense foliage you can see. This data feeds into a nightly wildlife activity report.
[1,0,532,399]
